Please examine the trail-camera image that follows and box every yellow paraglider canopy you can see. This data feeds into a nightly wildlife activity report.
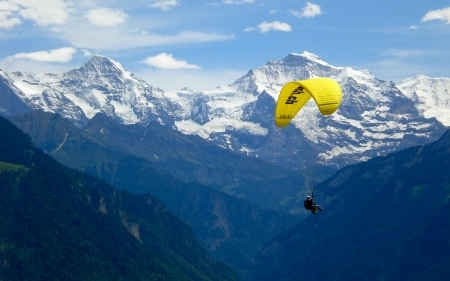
[275,78,342,127]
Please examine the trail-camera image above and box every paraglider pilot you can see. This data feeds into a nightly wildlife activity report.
[304,195,324,214]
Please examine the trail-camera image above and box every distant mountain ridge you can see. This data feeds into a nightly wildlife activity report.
[0,52,448,171]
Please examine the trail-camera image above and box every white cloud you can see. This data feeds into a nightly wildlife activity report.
[258,21,291,33]
[244,27,255,32]
[0,0,72,28]
[7,47,77,62]
[421,7,450,24]
[409,25,417,29]
[85,8,128,27]
[0,1,19,11]
[82,49,91,56]
[149,0,179,11]
[223,0,254,4]
[141,53,200,69]
[290,2,321,18]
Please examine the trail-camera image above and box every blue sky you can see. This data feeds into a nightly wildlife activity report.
[0,0,449,91]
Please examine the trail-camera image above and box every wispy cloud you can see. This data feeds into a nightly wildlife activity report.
[149,0,179,11]
[0,0,72,28]
[62,28,234,51]
[367,48,445,82]
[244,27,255,32]
[290,2,321,18]
[223,0,254,5]
[258,21,291,33]
[141,53,200,69]
[135,68,245,91]
[82,49,91,56]
[421,7,450,24]
[0,13,21,29]
[84,8,129,27]
[379,48,425,58]
[7,47,77,62]
[0,1,20,28]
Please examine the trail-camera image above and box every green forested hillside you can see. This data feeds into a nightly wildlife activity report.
[255,130,450,281]
[9,110,305,280]
[0,116,239,281]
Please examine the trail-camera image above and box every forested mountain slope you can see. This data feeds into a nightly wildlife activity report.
[9,110,302,280]
[0,116,239,281]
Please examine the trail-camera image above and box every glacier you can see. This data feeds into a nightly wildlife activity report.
[397,74,450,126]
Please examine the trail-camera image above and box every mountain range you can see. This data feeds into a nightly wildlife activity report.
[0,52,448,172]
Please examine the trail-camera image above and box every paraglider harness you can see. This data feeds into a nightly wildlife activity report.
[304,191,322,226]
[304,192,319,213]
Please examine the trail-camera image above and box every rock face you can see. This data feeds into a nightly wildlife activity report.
[0,70,32,116]
[1,52,448,170]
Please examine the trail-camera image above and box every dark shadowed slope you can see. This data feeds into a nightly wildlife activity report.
[0,115,239,281]
[255,130,450,281]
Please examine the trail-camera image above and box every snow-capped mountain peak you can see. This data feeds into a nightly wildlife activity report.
[79,54,136,82]
[229,51,345,100]
[289,51,332,67]
[397,75,450,126]
[7,55,172,127]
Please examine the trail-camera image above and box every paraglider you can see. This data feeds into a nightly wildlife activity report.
[274,78,342,224]
[274,77,342,128]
